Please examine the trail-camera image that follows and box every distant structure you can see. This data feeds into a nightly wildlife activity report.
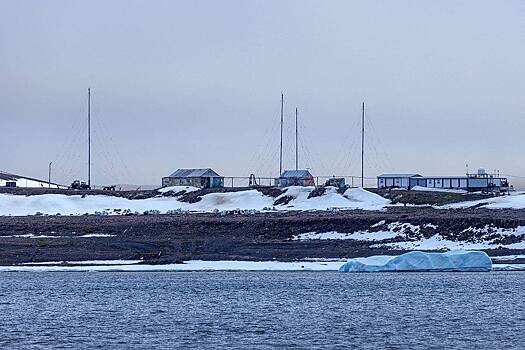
[276,170,315,187]
[377,169,509,192]
[162,168,224,189]
[0,171,66,189]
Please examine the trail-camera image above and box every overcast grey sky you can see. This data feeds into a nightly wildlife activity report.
[1,1,524,186]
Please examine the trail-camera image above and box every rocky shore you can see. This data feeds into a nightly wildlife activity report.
[1,207,525,265]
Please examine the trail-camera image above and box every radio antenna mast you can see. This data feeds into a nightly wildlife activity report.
[279,93,284,176]
[87,88,91,188]
[361,102,365,187]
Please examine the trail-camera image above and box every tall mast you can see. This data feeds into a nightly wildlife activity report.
[279,93,284,175]
[295,107,298,170]
[361,101,365,188]
[88,88,91,187]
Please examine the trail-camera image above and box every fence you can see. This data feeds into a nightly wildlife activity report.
[222,175,378,188]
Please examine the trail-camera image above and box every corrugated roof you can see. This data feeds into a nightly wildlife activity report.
[280,170,313,178]
[167,168,221,178]
[378,174,422,178]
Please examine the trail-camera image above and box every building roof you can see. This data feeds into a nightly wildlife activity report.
[280,170,313,178]
[0,171,64,187]
[377,173,422,178]
[167,168,222,178]
[421,175,469,179]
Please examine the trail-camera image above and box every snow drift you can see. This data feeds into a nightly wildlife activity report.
[339,250,492,272]
[0,186,390,216]
[440,192,525,209]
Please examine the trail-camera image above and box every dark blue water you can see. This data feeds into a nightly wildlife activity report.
[1,272,524,349]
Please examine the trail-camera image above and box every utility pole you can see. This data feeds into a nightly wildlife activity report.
[87,88,91,188]
[295,107,298,171]
[48,162,52,188]
[361,102,365,188]
[279,93,284,176]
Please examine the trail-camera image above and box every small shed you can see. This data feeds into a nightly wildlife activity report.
[276,170,315,187]
[377,174,422,189]
[162,168,224,189]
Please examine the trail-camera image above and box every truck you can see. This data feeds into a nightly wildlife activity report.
[70,180,91,190]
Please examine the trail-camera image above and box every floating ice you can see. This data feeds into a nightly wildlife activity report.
[339,250,492,272]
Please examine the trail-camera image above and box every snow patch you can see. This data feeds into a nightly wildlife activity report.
[157,186,199,194]
[440,192,525,209]
[1,233,115,239]
[412,186,467,194]
[0,260,344,272]
[293,231,399,241]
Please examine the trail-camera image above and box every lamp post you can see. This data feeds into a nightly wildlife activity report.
[48,162,52,188]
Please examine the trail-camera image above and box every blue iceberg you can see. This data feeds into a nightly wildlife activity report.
[339,250,492,272]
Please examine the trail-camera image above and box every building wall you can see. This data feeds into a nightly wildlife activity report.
[378,176,412,189]
[162,176,224,189]
[378,175,507,191]
[277,177,315,187]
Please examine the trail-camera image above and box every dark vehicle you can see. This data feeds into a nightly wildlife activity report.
[103,185,116,191]
[70,180,91,190]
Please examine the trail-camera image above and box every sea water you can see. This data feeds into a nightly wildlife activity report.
[1,271,524,349]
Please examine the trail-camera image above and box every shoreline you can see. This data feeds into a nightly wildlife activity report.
[1,207,525,265]
[2,258,524,272]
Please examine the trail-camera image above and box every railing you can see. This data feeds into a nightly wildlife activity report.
[222,175,378,188]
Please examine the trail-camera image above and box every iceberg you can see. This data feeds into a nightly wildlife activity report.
[339,250,492,272]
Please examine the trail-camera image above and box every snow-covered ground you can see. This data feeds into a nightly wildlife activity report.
[0,260,343,272]
[0,186,390,216]
[293,222,525,251]
[0,233,115,239]
[293,231,399,241]
[439,192,525,209]
[411,186,467,194]
[378,235,525,251]
[0,258,521,272]
[156,186,199,194]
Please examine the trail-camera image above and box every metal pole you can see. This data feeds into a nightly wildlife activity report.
[361,102,365,188]
[295,107,298,171]
[88,88,91,188]
[48,162,52,188]
[279,93,284,176]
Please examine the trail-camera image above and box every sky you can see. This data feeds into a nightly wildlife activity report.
[1,1,524,187]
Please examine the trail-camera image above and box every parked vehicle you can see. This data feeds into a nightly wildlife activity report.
[70,180,90,190]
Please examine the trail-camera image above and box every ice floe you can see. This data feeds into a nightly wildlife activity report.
[339,251,492,272]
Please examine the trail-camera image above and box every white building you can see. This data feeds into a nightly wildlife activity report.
[0,171,66,189]
[377,169,508,192]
